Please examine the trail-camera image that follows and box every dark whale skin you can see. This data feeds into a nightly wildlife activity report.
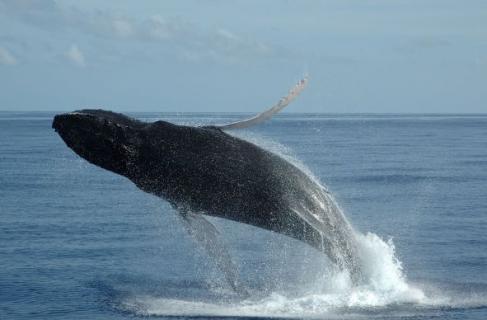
[52,109,359,275]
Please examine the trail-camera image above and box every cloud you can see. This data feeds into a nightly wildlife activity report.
[0,47,17,65]
[66,44,85,67]
[0,0,273,63]
[144,15,176,40]
[111,18,135,38]
[212,28,272,56]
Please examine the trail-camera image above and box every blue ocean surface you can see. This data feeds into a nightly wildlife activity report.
[1,112,486,319]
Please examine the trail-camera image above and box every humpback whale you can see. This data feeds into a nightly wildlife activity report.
[52,76,361,287]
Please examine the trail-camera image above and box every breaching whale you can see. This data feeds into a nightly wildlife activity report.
[52,77,361,289]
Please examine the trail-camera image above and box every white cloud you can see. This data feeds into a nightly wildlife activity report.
[0,1,274,64]
[66,44,85,67]
[111,18,135,38]
[145,15,174,40]
[217,29,239,41]
[0,47,17,65]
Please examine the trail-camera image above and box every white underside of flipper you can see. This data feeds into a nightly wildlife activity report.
[217,75,309,130]
[179,212,247,295]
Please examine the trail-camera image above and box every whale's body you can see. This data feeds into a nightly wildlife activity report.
[52,77,361,283]
[52,109,360,278]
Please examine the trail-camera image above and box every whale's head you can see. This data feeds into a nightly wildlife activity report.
[53,109,224,196]
[52,109,146,177]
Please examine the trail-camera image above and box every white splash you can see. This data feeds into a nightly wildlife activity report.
[120,133,487,318]
[120,232,431,318]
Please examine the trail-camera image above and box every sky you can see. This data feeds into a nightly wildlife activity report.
[0,0,486,113]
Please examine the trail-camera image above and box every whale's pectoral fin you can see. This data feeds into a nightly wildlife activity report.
[214,74,309,130]
[179,212,248,296]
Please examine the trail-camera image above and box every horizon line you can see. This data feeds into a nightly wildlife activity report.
[1,110,487,116]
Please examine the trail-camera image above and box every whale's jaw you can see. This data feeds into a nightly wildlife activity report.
[52,110,142,178]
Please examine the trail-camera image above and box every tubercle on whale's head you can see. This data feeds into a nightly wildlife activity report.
[52,109,145,178]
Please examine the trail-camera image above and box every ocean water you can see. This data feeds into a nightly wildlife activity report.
[1,112,486,319]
